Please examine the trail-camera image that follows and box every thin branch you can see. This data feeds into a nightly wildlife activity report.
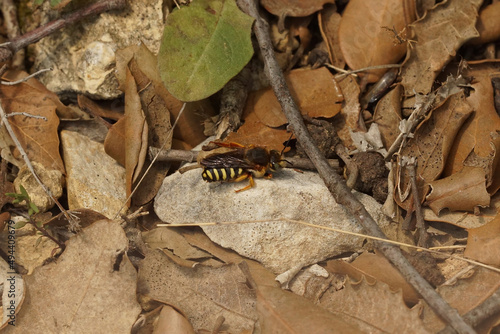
[0,0,127,63]
[0,100,79,230]
[0,68,53,85]
[6,112,47,120]
[237,1,474,333]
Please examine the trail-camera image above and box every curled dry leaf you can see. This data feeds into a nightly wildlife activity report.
[320,277,429,333]
[332,75,363,150]
[373,84,403,149]
[464,214,500,267]
[395,92,473,210]
[400,0,482,95]
[2,220,141,333]
[338,0,415,83]
[423,192,500,229]
[444,62,500,195]
[426,166,490,214]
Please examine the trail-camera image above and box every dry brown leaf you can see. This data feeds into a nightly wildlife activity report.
[318,4,345,68]
[142,228,212,261]
[421,267,500,333]
[0,82,65,174]
[320,277,429,333]
[423,192,500,229]
[400,0,482,95]
[77,94,124,121]
[464,214,500,267]
[104,116,127,166]
[325,251,420,304]
[338,0,415,83]
[373,84,403,149]
[181,229,278,287]
[116,44,213,147]
[137,249,257,332]
[124,66,148,202]
[444,63,500,194]
[332,75,363,150]
[469,2,500,45]
[396,92,473,210]
[246,67,342,127]
[256,283,361,332]
[2,220,140,333]
[261,0,334,18]
[155,305,196,334]
[426,166,490,214]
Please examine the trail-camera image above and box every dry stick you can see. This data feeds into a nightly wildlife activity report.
[0,0,24,69]
[238,1,475,333]
[0,0,127,63]
[406,158,429,247]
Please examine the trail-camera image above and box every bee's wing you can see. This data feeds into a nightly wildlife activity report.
[200,150,255,169]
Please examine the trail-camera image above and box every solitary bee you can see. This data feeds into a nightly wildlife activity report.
[199,141,288,192]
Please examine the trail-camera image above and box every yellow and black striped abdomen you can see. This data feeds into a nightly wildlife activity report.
[202,167,245,182]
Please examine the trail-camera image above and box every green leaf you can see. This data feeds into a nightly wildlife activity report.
[13,221,28,229]
[158,0,254,101]
[29,201,40,214]
[19,185,29,199]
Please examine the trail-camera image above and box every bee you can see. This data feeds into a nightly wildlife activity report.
[199,141,289,192]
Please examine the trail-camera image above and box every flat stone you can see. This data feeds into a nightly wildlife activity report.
[61,130,126,218]
[154,168,393,275]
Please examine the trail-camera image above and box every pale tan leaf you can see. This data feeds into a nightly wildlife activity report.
[2,220,140,333]
[465,214,500,267]
[320,277,429,334]
[137,249,257,332]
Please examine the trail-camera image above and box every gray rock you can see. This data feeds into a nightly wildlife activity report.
[154,168,392,275]
[32,0,164,99]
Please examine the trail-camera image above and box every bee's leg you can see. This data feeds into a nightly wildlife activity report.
[234,173,255,192]
[263,172,273,179]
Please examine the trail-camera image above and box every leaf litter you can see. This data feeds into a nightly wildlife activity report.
[2,0,500,333]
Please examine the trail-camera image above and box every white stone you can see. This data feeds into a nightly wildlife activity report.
[154,168,392,275]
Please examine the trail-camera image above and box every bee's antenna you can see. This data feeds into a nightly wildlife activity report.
[281,133,294,155]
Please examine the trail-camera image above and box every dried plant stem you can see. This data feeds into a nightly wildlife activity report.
[0,0,127,63]
[0,100,79,230]
[237,0,474,333]
[406,159,429,247]
[0,0,24,69]
[159,218,500,274]
[0,68,53,85]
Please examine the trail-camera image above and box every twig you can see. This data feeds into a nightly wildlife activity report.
[0,0,24,69]
[334,64,402,79]
[0,68,53,85]
[0,0,127,63]
[5,112,47,120]
[149,147,340,171]
[405,157,429,247]
[0,95,79,231]
[237,1,474,333]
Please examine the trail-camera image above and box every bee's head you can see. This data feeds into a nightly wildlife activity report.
[269,150,288,171]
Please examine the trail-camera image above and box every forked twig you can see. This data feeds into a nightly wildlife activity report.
[237,0,474,333]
